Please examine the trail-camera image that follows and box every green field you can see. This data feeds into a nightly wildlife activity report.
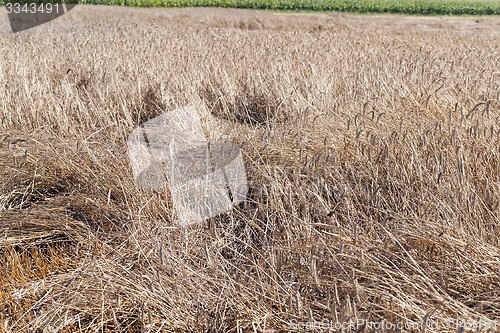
[1,0,500,15]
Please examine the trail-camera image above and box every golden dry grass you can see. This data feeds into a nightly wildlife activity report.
[0,6,499,332]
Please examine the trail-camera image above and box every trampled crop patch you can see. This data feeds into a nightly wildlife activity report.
[0,6,499,332]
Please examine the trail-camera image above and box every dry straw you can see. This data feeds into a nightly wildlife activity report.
[0,6,499,332]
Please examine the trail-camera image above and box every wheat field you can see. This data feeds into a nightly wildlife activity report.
[0,6,499,332]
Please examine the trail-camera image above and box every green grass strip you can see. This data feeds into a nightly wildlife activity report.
[1,0,500,15]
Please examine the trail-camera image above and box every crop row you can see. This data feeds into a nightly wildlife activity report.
[1,0,500,15]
